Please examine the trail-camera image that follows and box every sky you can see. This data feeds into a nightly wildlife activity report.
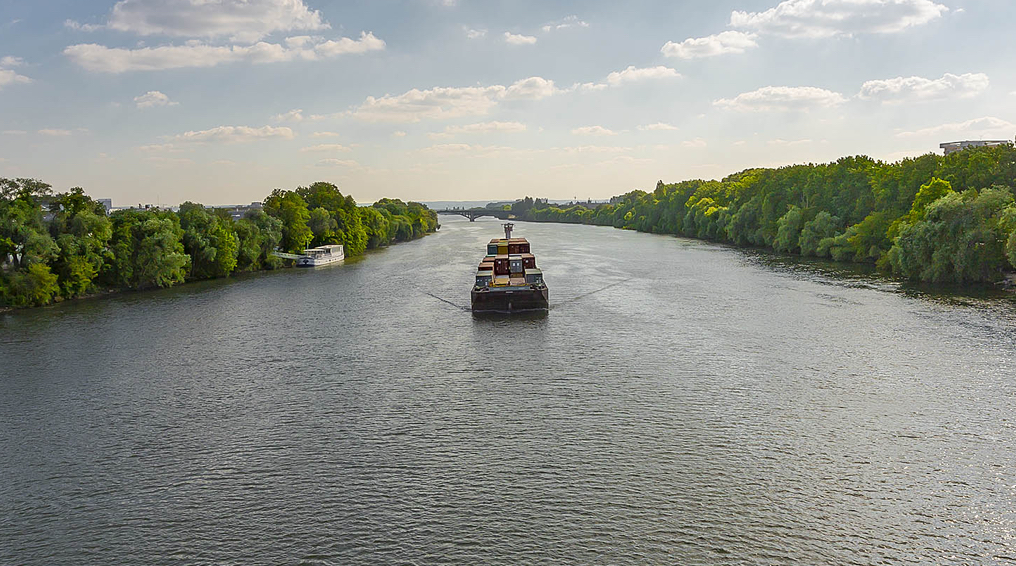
[1,0,1014,206]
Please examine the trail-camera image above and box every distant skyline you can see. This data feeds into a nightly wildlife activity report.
[1,0,1014,206]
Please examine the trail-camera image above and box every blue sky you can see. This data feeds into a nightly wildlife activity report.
[1,0,1014,206]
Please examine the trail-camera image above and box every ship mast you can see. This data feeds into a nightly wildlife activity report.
[503,222,514,240]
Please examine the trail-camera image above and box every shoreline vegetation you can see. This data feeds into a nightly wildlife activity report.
[508,143,1016,287]
[0,180,438,311]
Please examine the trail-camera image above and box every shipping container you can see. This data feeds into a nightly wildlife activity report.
[475,270,493,286]
[497,245,508,255]
[486,243,498,255]
[509,259,524,273]
[522,253,536,268]
[493,275,510,286]
[524,269,544,285]
[493,256,510,275]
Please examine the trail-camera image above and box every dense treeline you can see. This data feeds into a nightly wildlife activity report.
[1,180,438,308]
[512,143,1016,285]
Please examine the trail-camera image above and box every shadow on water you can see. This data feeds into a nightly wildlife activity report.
[739,246,1016,307]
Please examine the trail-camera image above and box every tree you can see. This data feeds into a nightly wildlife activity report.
[263,189,312,253]
[235,210,283,271]
[799,212,841,257]
[105,209,189,289]
[178,202,239,279]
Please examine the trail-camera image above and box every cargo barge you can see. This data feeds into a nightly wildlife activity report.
[471,223,548,312]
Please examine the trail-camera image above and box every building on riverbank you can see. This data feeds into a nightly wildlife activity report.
[940,140,1010,155]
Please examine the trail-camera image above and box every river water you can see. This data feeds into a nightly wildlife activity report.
[3,215,1016,565]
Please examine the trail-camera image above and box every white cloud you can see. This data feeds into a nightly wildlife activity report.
[351,77,557,123]
[38,129,74,136]
[542,15,589,32]
[312,131,340,138]
[638,123,679,131]
[145,156,194,167]
[101,0,329,41]
[858,72,988,103]
[577,82,608,92]
[438,121,527,137]
[714,86,847,111]
[315,159,359,167]
[731,0,948,38]
[661,31,758,59]
[505,76,559,100]
[0,57,30,89]
[272,108,305,122]
[600,155,653,165]
[767,138,813,146]
[682,138,707,148]
[166,125,295,144]
[417,144,528,159]
[134,90,177,108]
[300,143,351,152]
[64,32,384,73]
[353,85,506,123]
[2,130,27,135]
[572,126,616,136]
[553,145,633,154]
[392,131,407,137]
[0,69,31,89]
[606,65,681,85]
[64,19,104,32]
[504,32,537,45]
[896,116,1016,139]
[466,28,486,39]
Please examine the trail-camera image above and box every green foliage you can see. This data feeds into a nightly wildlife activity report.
[1,263,60,307]
[263,189,313,253]
[887,188,1016,283]
[178,202,239,279]
[799,211,841,257]
[235,210,283,271]
[511,142,1016,284]
[104,209,189,289]
[773,206,805,253]
[0,177,436,310]
[909,178,954,221]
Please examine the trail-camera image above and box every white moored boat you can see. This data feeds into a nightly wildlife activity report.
[296,244,344,267]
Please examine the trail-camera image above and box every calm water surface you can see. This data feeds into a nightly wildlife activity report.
[3,216,1016,565]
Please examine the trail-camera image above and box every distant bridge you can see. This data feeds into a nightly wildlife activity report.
[436,208,514,221]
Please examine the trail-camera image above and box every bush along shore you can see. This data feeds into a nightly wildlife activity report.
[511,143,1016,286]
[0,180,439,309]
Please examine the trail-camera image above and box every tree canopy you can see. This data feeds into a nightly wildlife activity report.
[512,143,1016,284]
[1,181,438,308]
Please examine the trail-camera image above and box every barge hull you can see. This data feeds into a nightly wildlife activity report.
[471,287,548,312]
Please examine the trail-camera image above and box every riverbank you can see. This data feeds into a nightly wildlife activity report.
[1,180,439,309]
[0,232,438,314]
[509,144,1016,286]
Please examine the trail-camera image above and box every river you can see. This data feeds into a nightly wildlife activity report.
[3,215,1016,565]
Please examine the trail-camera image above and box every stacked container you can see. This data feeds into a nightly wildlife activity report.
[474,237,546,288]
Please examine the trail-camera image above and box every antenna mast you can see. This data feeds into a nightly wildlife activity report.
[503,222,514,240]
